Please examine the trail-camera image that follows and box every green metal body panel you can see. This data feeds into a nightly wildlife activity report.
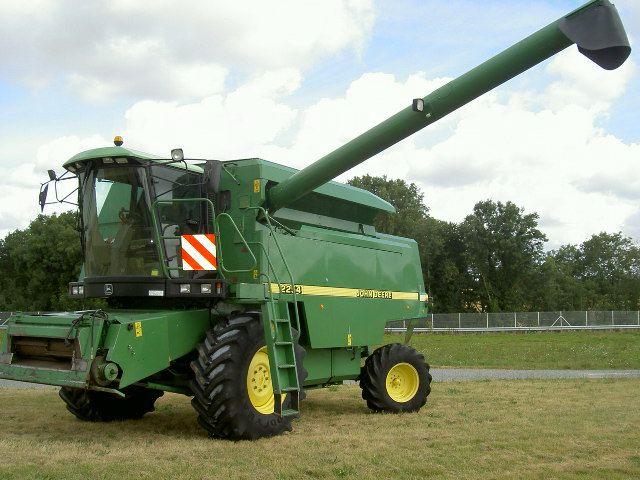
[0,0,630,403]
[101,310,210,387]
[0,312,106,388]
[264,227,423,348]
[0,310,211,390]
[0,360,89,388]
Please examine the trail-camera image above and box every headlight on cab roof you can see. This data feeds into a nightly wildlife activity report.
[68,282,85,298]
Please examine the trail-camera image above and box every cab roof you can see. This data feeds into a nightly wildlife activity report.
[63,147,394,214]
[63,146,204,173]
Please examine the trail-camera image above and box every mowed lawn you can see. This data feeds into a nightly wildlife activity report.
[390,330,640,370]
[0,379,638,479]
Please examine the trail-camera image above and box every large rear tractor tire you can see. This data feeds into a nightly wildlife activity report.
[190,312,307,440]
[359,343,431,413]
[59,386,163,422]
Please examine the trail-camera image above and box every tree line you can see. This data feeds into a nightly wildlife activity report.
[349,175,640,313]
[1,175,639,313]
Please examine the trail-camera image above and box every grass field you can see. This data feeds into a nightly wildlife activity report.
[390,330,640,370]
[0,379,638,479]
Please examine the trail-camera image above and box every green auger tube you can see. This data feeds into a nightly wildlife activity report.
[266,0,630,212]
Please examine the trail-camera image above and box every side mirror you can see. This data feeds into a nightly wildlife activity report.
[203,160,222,195]
[47,170,57,181]
[39,184,49,212]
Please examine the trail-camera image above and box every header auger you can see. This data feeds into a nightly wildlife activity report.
[0,0,630,440]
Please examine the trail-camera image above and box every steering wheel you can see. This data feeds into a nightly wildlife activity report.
[118,207,144,224]
[126,238,155,253]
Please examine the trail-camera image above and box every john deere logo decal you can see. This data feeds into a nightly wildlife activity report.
[356,289,393,299]
[104,284,113,296]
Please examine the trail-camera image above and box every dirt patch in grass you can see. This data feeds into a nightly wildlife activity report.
[393,330,640,369]
[0,379,638,479]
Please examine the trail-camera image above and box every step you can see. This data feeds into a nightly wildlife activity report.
[280,408,298,417]
[280,387,300,392]
[274,318,290,323]
[275,341,292,346]
[277,364,296,369]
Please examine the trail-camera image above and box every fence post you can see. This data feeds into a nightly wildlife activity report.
[458,313,461,329]
[537,311,540,327]
[637,310,639,327]
[486,312,489,329]
[514,312,517,328]
[431,312,434,329]
[585,310,588,327]
[611,310,614,326]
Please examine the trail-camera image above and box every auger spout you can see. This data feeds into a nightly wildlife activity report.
[266,0,630,212]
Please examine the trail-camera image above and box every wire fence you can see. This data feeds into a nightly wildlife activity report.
[386,310,640,332]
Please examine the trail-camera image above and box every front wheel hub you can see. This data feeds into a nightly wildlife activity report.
[385,362,419,403]
[247,347,276,414]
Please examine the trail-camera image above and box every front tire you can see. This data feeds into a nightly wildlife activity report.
[359,343,431,413]
[190,312,307,440]
[59,386,163,422]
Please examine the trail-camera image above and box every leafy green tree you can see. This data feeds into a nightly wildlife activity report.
[547,232,640,310]
[348,175,428,236]
[535,252,581,311]
[348,175,468,312]
[422,219,469,312]
[460,200,546,311]
[0,212,83,311]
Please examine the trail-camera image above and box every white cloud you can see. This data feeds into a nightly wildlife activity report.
[122,69,301,158]
[0,135,107,237]
[404,50,638,247]
[2,40,638,249]
[261,72,454,172]
[34,135,109,171]
[0,0,374,102]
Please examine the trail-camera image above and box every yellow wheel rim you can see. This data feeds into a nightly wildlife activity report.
[385,362,419,403]
[247,346,286,414]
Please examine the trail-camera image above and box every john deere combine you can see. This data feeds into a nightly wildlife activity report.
[0,0,630,439]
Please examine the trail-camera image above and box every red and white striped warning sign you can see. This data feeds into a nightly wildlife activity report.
[180,234,217,271]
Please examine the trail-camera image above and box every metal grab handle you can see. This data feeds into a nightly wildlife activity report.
[215,212,257,274]
[150,197,219,278]
[246,206,300,331]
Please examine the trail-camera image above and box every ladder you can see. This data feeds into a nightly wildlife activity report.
[261,298,300,417]
[249,206,302,417]
[152,198,300,415]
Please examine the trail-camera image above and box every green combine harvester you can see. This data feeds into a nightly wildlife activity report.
[0,0,630,440]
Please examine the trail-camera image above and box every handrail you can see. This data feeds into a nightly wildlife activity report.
[215,213,258,274]
[257,272,279,340]
[150,197,219,278]
[151,197,259,277]
[246,206,300,331]
[248,241,283,287]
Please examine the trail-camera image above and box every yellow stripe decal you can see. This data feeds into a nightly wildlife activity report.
[269,283,421,301]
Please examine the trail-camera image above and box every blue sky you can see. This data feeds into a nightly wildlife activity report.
[0,0,638,246]
[300,0,639,142]
[2,1,636,144]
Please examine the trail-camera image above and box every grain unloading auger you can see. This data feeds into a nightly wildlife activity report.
[0,1,630,440]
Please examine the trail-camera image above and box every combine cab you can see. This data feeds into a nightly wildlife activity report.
[0,0,630,439]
